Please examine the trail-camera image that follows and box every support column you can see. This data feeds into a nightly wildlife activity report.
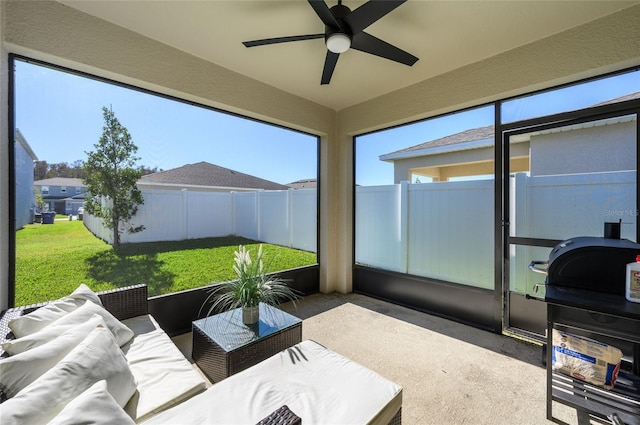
[319,126,353,294]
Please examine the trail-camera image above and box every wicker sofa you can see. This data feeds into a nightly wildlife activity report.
[0,284,403,424]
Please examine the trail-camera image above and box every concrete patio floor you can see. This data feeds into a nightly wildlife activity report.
[173,292,599,425]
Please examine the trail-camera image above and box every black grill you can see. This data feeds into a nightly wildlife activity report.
[531,236,640,295]
[539,234,640,423]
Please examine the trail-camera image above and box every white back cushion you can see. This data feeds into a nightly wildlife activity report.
[0,326,137,425]
[1,301,133,354]
[8,284,102,337]
[0,315,105,397]
[1,301,133,355]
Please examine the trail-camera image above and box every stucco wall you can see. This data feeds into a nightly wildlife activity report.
[531,120,636,176]
[391,146,496,183]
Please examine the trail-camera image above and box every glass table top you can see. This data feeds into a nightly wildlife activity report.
[192,303,301,353]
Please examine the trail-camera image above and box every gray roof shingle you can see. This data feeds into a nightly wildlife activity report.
[287,178,317,189]
[34,177,86,187]
[139,161,290,190]
[381,125,494,159]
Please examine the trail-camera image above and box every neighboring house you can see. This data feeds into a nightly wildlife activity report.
[137,161,290,192]
[380,93,639,183]
[380,125,502,183]
[287,178,317,189]
[14,129,38,229]
[33,177,87,215]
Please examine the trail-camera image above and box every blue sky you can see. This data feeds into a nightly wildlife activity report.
[357,70,640,184]
[15,60,318,186]
[15,60,640,187]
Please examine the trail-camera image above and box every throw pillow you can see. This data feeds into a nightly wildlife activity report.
[47,380,136,425]
[52,300,134,347]
[0,314,106,397]
[2,300,133,354]
[8,284,102,337]
[0,326,138,425]
[1,312,105,356]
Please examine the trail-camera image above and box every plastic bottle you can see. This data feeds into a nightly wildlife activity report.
[626,255,640,303]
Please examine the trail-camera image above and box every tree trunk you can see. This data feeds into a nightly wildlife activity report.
[112,217,120,248]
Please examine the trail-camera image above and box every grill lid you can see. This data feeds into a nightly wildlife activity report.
[546,236,640,295]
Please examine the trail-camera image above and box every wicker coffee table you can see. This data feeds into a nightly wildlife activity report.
[192,303,302,383]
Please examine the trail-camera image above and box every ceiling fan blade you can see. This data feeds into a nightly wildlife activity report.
[343,0,407,34]
[351,31,418,66]
[308,0,340,28]
[321,51,340,85]
[243,34,324,48]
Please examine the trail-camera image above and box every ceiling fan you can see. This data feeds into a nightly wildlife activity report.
[242,0,419,85]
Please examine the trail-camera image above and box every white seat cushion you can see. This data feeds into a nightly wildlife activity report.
[140,340,402,425]
[121,315,207,422]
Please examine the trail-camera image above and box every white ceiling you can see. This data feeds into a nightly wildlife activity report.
[61,0,638,111]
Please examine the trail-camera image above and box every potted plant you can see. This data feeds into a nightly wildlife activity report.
[202,244,299,325]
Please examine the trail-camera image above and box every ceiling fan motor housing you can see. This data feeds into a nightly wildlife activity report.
[325,4,352,39]
[325,3,352,53]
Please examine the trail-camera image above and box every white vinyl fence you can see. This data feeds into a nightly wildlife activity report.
[356,171,636,291]
[511,170,636,295]
[355,180,495,289]
[84,188,317,252]
[85,171,636,291]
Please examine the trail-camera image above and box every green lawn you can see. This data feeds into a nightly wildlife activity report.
[15,220,316,305]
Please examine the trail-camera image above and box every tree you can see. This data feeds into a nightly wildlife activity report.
[34,187,46,212]
[34,159,158,179]
[83,107,144,248]
[70,160,86,178]
[33,160,48,180]
[137,165,162,176]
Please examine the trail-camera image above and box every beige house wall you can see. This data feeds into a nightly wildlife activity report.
[1,1,639,304]
[531,120,636,176]
[409,157,530,183]
[392,144,530,183]
[393,146,495,182]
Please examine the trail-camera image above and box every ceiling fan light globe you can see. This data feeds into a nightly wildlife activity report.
[326,33,351,53]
